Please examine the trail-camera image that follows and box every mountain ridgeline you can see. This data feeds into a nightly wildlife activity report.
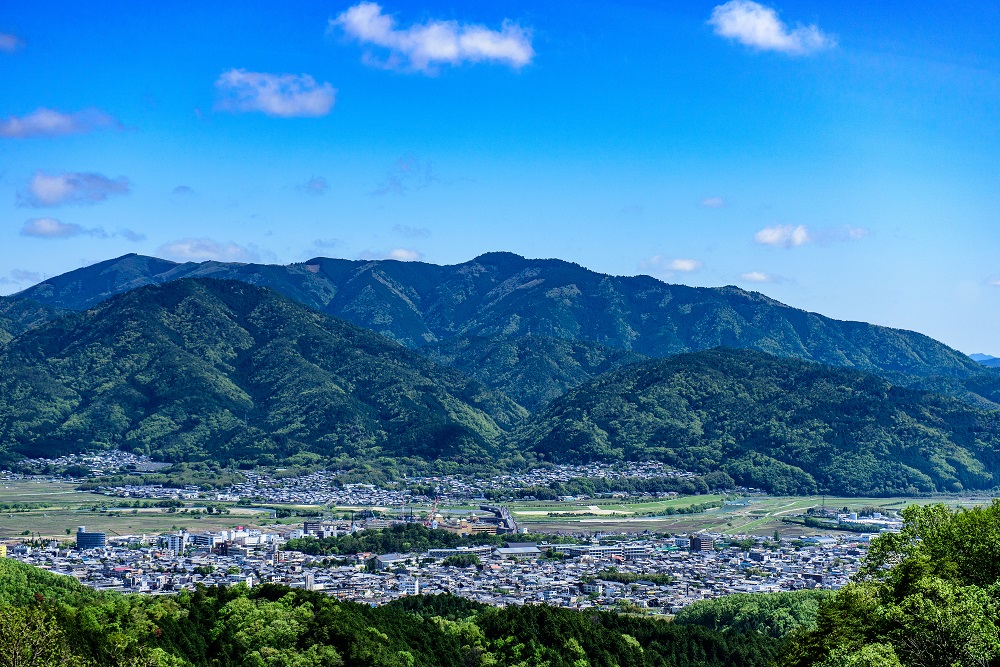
[0,279,525,467]
[2,251,986,380]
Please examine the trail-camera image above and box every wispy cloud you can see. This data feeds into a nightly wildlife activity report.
[158,237,264,263]
[620,204,644,216]
[392,224,430,238]
[19,217,144,241]
[18,171,131,207]
[20,218,89,239]
[10,269,40,282]
[117,229,146,242]
[988,278,1000,287]
[754,224,810,248]
[358,247,424,261]
[754,224,868,248]
[0,32,23,53]
[332,2,534,74]
[640,255,704,278]
[702,196,725,208]
[372,155,439,195]
[740,271,785,283]
[300,176,330,195]
[22,218,102,239]
[215,69,336,117]
[0,108,122,139]
[172,185,195,196]
[709,1,835,55]
[312,238,343,250]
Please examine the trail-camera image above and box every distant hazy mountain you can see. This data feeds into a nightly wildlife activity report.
[512,348,1000,496]
[971,353,1000,368]
[0,279,525,466]
[420,335,648,412]
[3,253,985,383]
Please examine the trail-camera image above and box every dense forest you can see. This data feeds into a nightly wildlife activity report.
[0,279,524,467]
[0,558,784,667]
[283,523,574,557]
[515,348,1000,495]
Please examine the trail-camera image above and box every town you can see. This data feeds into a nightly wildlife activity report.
[5,516,870,614]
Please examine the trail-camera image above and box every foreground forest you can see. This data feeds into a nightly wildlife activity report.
[3,501,1000,666]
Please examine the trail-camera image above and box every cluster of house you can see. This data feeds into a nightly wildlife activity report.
[89,461,710,506]
[4,520,869,613]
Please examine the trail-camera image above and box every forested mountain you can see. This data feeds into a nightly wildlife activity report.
[0,278,525,466]
[513,348,1000,495]
[0,295,67,344]
[2,278,999,494]
[4,252,984,380]
[420,334,647,411]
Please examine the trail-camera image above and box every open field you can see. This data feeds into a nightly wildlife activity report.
[0,479,274,540]
[1,478,998,541]
[489,494,1000,536]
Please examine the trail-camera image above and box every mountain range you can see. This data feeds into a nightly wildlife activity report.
[2,252,985,378]
[1,252,998,495]
[0,279,523,467]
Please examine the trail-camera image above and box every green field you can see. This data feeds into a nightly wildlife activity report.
[487,494,999,536]
[0,480,273,540]
[1,478,997,541]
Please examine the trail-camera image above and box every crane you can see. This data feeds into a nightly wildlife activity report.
[423,497,440,529]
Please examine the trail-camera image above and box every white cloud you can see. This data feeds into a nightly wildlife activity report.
[702,196,725,208]
[332,2,534,73]
[670,258,703,272]
[157,238,262,263]
[988,278,1000,287]
[754,224,810,248]
[0,108,121,139]
[300,176,329,195]
[740,271,785,283]
[640,255,704,277]
[215,69,336,117]
[0,32,22,53]
[709,1,835,55]
[754,223,869,248]
[18,171,130,207]
[357,247,424,261]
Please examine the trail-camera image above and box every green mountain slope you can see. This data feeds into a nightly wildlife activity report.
[0,278,525,466]
[0,296,68,345]
[512,348,1000,495]
[420,334,648,411]
[11,252,984,381]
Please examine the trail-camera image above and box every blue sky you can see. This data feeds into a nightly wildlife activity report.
[1,1,999,354]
